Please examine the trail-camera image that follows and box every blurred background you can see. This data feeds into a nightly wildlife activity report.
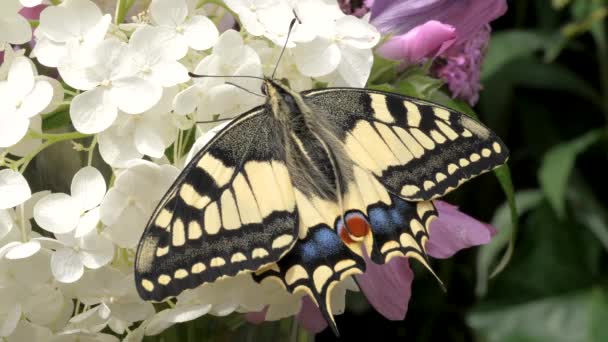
[147,1,608,341]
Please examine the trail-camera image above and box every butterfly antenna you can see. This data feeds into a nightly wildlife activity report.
[271,11,302,80]
[195,117,233,124]
[188,73,265,81]
[224,82,265,98]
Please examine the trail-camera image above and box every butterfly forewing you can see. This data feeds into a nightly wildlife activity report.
[134,108,299,301]
[302,88,509,201]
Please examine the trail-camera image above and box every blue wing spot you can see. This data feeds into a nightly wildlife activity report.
[369,207,392,234]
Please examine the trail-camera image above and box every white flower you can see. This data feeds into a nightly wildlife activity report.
[149,0,219,59]
[100,161,179,248]
[50,229,114,283]
[174,30,264,128]
[0,56,53,148]
[0,169,31,209]
[98,87,179,167]
[250,39,312,91]
[293,13,380,86]
[33,0,111,67]
[224,0,315,46]
[20,0,43,6]
[0,251,62,336]
[0,0,32,49]
[34,166,106,236]
[64,38,163,134]
[65,267,154,334]
[0,44,24,79]
[129,26,190,87]
[0,191,52,260]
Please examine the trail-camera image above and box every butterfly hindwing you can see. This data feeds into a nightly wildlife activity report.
[302,88,509,201]
[134,107,299,301]
[367,195,437,267]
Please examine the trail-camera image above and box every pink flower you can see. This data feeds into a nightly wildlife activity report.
[354,200,495,322]
[369,0,506,48]
[434,24,491,105]
[377,20,456,63]
[368,0,506,105]
[246,200,496,333]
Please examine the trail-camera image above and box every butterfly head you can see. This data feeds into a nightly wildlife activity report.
[262,78,303,122]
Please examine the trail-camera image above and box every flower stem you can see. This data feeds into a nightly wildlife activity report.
[115,0,136,25]
[16,130,92,172]
[18,204,27,242]
[87,136,98,166]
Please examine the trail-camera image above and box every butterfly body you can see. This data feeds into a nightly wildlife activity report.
[134,79,508,334]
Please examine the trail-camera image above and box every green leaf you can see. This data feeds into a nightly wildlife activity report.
[42,108,70,131]
[476,189,544,297]
[552,0,572,9]
[469,288,608,342]
[368,54,400,85]
[396,72,444,99]
[538,129,604,218]
[488,165,519,278]
[482,30,547,80]
[568,175,608,252]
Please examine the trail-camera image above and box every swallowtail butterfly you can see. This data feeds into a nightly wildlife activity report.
[134,17,509,336]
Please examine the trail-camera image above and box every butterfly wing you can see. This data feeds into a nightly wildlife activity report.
[254,166,437,335]
[134,107,299,301]
[302,88,509,201]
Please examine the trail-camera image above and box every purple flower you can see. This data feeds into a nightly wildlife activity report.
[369,0,506,47]
[377,20,456,63]
[246,200,496,332]
[434,24,491,105]
[368,0,506,105]
[354,200,495,321]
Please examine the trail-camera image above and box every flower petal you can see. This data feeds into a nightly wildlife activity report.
[70,87,118,134]
[183,16,219,51]
[7,56,35,99]
[0,303,21,337]
[150,0,188,27]
[336,44,373,87]
[74,206,100,238]
[173,85,200,115]
[98,125,143,168]
[355,256,413,320]
[296,296,328,334]
[294,37,341,77]
[17,79,54,119]
[0,14,31,45]
[0,209,15,239]
[0,112,29,148]
[0,169,31,209]
[4,240,41,259]
[71,166,107,211]
[377,20,456,63]
[51,247,84,283]
[244,307,267,324]
[426,201,495,259]
[370,0,507,46]
[34,193,81,234]
[110,77,162,114]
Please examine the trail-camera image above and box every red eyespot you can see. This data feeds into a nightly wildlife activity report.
[338,212,370,244]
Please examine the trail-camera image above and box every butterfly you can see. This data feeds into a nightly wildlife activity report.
[133,76,509,334]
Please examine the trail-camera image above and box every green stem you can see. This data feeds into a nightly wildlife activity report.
[63,88,78,97]
[16,131,91,172]
[18,204,27,242]
[590,5,608,123]
[87,136,98,166]
[114,0,136,25]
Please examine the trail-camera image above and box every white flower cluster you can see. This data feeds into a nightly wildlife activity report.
[0,0,379,340]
